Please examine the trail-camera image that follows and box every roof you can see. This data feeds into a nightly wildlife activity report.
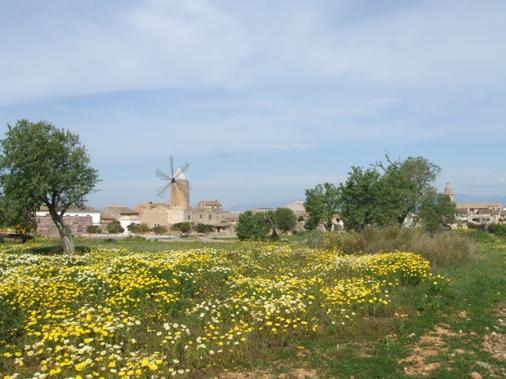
[101,206,139,219]
[457,202,503,209]
[39,205,98,213]
[198,200,222,207]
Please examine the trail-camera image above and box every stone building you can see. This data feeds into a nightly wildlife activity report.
[35,205,100,237]
[100,206,141,234]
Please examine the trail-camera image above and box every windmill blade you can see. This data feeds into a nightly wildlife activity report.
[170,156,174,178]
[174,162,190,179]
[157,183,171,197]
[155,169,171,180]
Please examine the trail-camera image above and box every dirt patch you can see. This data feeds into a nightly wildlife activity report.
[482,303,506,362]
[399,324,464,377]
[219,368,318,378]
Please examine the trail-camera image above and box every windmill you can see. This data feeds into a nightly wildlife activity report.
[156,156,190,209]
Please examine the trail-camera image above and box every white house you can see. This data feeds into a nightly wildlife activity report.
[36,205,101,225]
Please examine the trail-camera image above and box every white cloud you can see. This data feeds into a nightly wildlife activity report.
[1,0,505,105]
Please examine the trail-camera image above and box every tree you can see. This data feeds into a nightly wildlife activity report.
[418,190,456,232]
[0,194,36,235]
[304,183,340,231]
[236,211,270,241]
[195,223,215,233]
[127,223,150,234]
[171,222,191,234]
[107,220,124,234]
[375,155,440,225]
[338,167,382,231]
[272,207,297,233]
[0,120,99,252]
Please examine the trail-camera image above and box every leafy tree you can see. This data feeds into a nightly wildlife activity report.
[86,225,102,234]
[338,167,382,231]
[272,207,297,233]
[195,223,215,233]
[127,223,150,234]
[0,120,99,252]
[0,194,36,235]
[236,211,270,241]
[375,155,440,225]
[418,190,456,232]
[171,222,191,234]
[304,183,340,231]
[107,220,124,234]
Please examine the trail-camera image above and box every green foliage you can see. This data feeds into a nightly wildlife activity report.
[418,190,456,232]
[195,223,215,233]
[271,207,297,232]
[171,222,191,234]
[488,223,506,237]
[236,211,270,241]
[151,225,168,234]
[86,225,102,234]
[0,120,99,252]
[309,226,475,268]
[127,223,150,234]
[107,220,124,234]
[304,183,340,231]
[0,195,36,233]
[338,167,382,231]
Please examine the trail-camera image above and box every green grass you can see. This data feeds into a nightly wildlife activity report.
[1,235,504,378]
[288,237,506,378]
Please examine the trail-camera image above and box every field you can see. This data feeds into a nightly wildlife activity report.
[0,236,505,378]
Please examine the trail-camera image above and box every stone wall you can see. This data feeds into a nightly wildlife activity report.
[36,215,93,237]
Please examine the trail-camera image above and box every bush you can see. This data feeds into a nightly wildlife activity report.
[86,225,101,234]
[127,223,150,234]
[107,220,124,234]
[195,223,215,234]
[309,226,475,268]
[488,223,506,237]
[152,225,169,234]
[171,222,191,234]
[236,211,270,241]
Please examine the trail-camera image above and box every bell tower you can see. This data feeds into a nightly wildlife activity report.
[444,182,455,203]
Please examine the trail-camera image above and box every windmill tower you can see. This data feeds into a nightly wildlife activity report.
[156,156,190,209]
[444,182,455,203]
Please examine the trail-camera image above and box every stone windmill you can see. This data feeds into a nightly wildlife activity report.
[156,156,190,209]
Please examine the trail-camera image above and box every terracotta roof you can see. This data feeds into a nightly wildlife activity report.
[457,202,503,209]
[101,206,139,219]
[39,205,98,213]
[198,200,222,207]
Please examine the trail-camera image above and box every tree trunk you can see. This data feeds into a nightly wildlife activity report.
[47,205,75,254]
[61,226,75,254]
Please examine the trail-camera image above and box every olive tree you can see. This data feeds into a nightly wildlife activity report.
[0,120,99,253]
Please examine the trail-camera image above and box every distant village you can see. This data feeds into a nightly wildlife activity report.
[34,160,506,239]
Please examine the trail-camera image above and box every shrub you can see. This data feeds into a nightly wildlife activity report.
[488,223,506,237]
[236,211,270,241]
[127,223,150,234]
[86,225,101,234]
[170,222,191,234]
[152,225,169,234]
[309,225,475,268]
[195,223,215,234]
[107,220,124,234]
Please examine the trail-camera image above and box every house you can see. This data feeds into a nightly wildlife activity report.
[101,206,141,234]
[456,202,503,226]
[36,205,100,237]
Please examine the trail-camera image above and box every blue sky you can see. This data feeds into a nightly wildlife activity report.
[1,0,505,209]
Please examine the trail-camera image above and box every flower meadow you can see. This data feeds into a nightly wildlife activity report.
[0,244,443,378]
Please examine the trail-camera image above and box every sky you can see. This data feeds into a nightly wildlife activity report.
[1,0,505,209]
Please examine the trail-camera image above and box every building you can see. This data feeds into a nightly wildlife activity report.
[36,205,100,237]
[101,206,141,234]
[456,202,503,226]
[284,200,308,220]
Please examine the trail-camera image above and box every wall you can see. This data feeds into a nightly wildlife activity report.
[36,215,93,237]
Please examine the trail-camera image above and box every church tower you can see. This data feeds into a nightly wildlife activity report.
[444,182,455,203]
